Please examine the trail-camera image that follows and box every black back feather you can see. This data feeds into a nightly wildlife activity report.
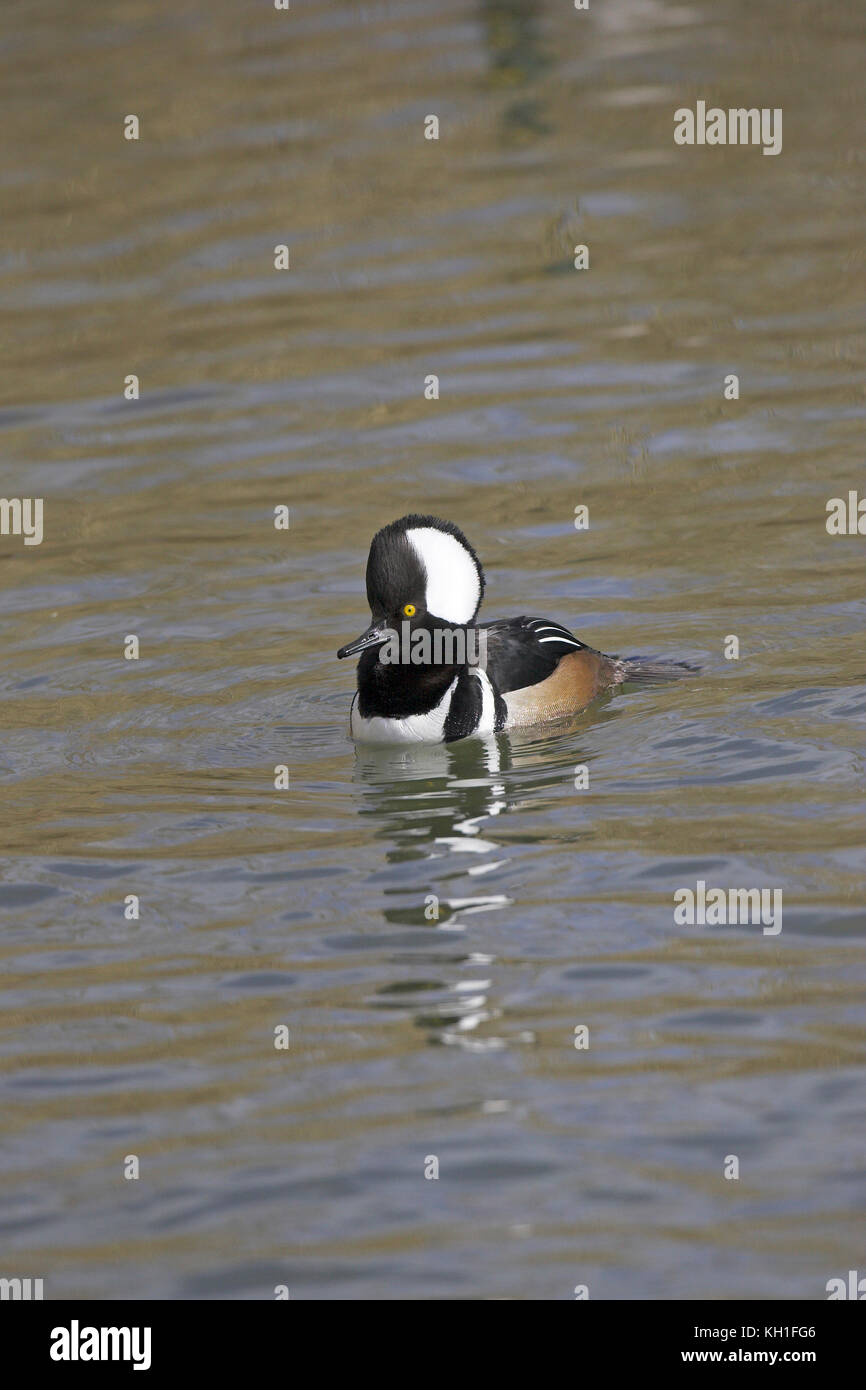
[480,615,590,694]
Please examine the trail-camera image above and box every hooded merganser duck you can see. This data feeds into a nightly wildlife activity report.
[337,514,691,744]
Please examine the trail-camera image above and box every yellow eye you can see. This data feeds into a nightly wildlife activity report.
[403,603,416,618]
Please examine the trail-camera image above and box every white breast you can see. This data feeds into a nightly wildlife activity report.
[473,669,498,735]
[350,678,459,744]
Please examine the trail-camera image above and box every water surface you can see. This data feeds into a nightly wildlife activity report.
[1,0,864,1299]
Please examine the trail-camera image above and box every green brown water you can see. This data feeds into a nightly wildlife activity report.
[1,0,864,1299]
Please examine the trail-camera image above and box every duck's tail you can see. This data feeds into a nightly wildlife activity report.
[614,655,700,684]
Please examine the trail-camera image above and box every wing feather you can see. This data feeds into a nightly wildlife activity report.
[480,616,589,694]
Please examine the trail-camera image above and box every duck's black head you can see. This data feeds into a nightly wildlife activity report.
[337,515,485,658]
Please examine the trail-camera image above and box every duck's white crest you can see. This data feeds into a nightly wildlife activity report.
[406,526,481,625]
